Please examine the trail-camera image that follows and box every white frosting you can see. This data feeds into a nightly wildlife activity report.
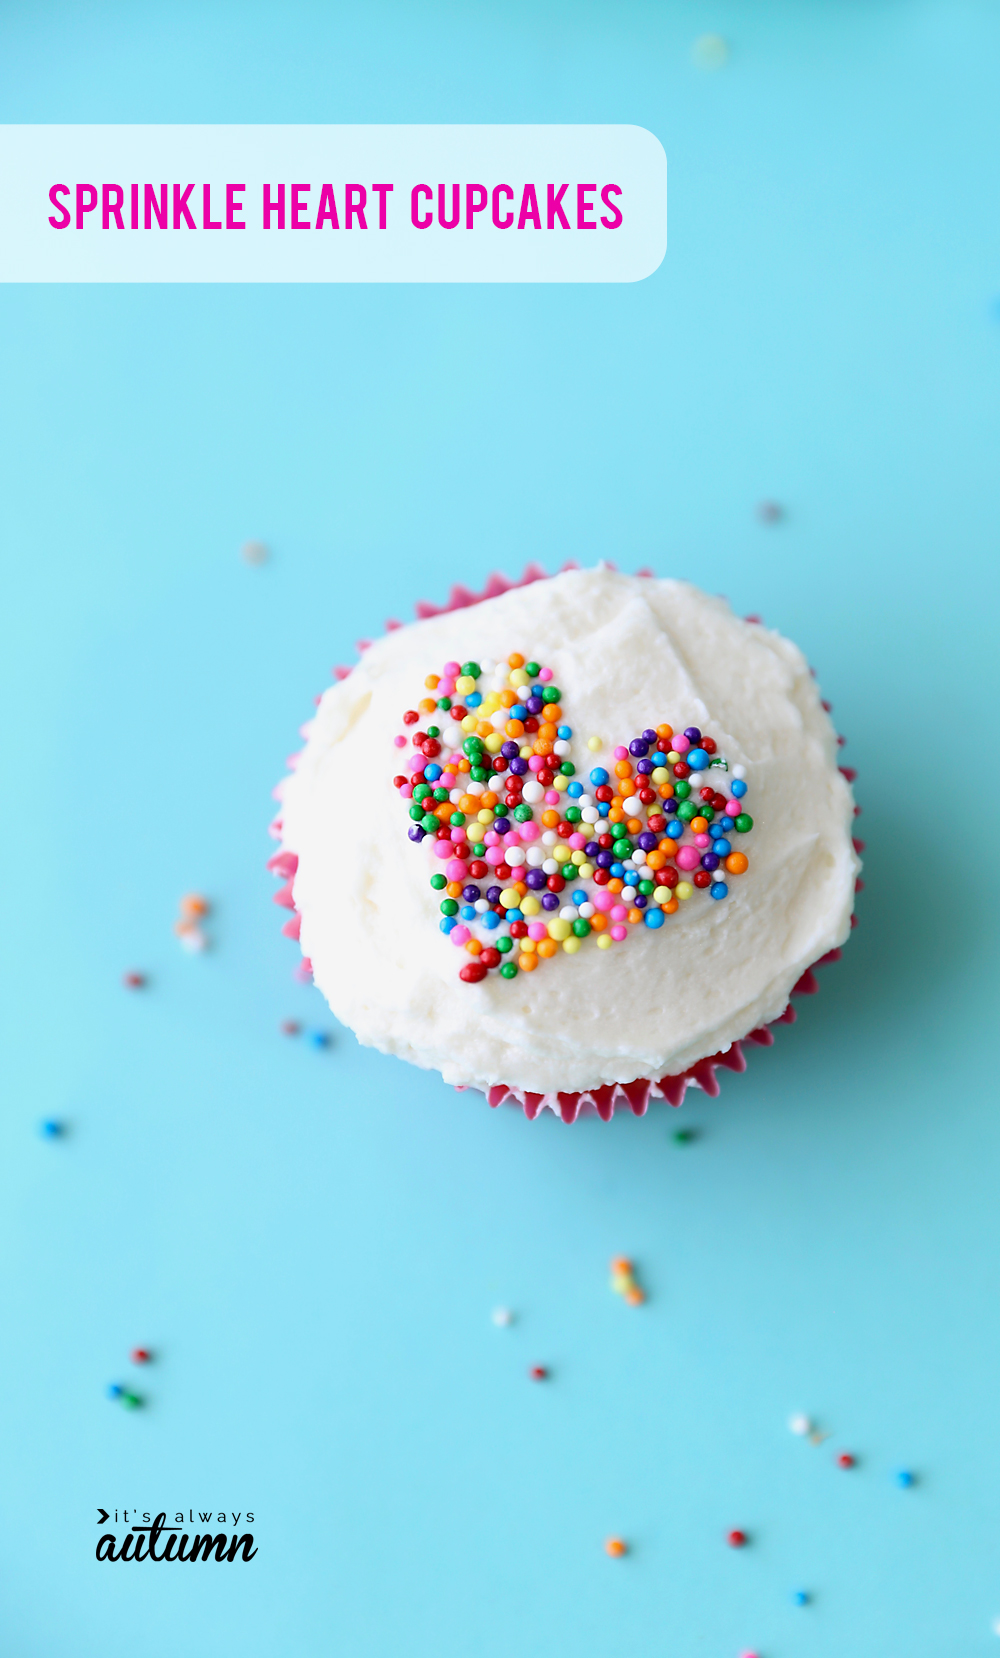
[280,570,858,1094]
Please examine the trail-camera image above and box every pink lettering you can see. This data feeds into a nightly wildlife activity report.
[202,184,222,229]
[411,184,433,229]
[48,184,71,229]
[576,183,596,230]
[517,183,541,230]
[263,184,285,229]
[371,183,393,229]
[316,184,339,229]
[227,183,246,229]
[491,184,513,229]
[600,184,623,230]
[130,183,139,229]
[144,183,167,230]
[345,185,367,229]
[291,183,311,229]
[76,183,98,229]
[465,183,487,229]
[438,184,460,230]
[102,183,124,230]
[173,183,196,229]
[547,183,570,230]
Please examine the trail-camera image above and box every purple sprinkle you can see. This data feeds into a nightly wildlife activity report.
[634,894,648,908]
[595,851,614,870]
[683,726,702,743]
[585,840,601,857]
[525,869,546,890]
[462,884,481,902]
[636,759,653,775]
[509,757,528,776]
[629,738,649,757]
[492,817,511,835]
[525,696,544,714]
[701,853,720,871]
[486,885,502,904]
[642,728,657,743]
[637,832,658,852]
[500,740,519,759]
[541,893,560,911]
[408,826,425,842]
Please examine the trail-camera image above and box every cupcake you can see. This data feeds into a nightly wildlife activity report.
[270,567,860,1119]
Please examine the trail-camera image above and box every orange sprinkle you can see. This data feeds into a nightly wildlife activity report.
[481,791,498,808]
[590,913,608,932]
[646,850,667,871]
[446,881,463,898]
[608,807,624,823]
[476,720,492,738]
[514,880,527,896]
[614,760,632,779]
[537,939,558,958]
[726,852,749,874]
[690,816,708,834]
[459,794,477,813]
[628,908,642,924]
[656,722,674,742]
[664,899,678,914]
[419,697,436,713]
[544,705,562,723]
[508,652,525,668]
[465,938,482,956]
[541,809,560,828]
[505,719,525,738]
[605,1537,628,1558]
[518,952,538,971]
[626,816,642,834]
[500,689,517,707]
[607,878,624,894]
[657,783,673,799]
[424,674,440,690]
[435,802,452,821]
[179,894,209,919]
[457,757,470,772]
[533,738,554,756]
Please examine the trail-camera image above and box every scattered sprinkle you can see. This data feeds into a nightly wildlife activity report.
[788,1413,812,1436]
[609,1256,645,1306]
[757,500,784,523]
[604,1537,627,1557]
[673,1126,698,1145]
[175,893,211,952]
[39,1120,63,1139]
[107,1383,123,1400]
[692,32,728,68]
[394,657,753,984]
[130,1347,151,1364]
[895,1469,915,1488]
[791,1589,809,1606]
[122,971,146,989]
[107,1383,142,1408]
[587,736,602,751]
[836,1452,856,1469]
[727,1529,748,1548]
[280,1020,301,1036]
[241,540,269,565]
[491,1307,514,1327]
[528,1365,548,1381]
[308,1030,331,1050]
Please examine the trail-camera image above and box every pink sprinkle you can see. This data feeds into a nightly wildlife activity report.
[527,922,548,941]
[433,840,453,860]
[614,746,628,761]
[610,904,628,922]
[593,891,614,913]
[726,798,740,815]
[676,846,700,871]
[407,754,425,772]
[610,924,627,941]
[484,829,500,846]
[445,859,467,881]
[443,661,460,676]
[394,734,406,748]
[450,827,465,843]
[528,755,545,772]
[538,667,553,682]
[672,734,690,754]
[502,830,521,847]
[451,925,470,946]
[440,679,455,696]
[694,833,710,848]
[518,820,540,843]
[544,790,560,805]
[568,833,587,850]
[485,846,504,865]
[400,785,413,800]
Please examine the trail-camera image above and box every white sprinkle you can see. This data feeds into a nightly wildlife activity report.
[491,1307,514,1327]
[692,32,728,69]
[241,539,269,565]
[788,1413,812,1436]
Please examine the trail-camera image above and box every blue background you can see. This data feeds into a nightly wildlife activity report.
[2,3,1000,1654]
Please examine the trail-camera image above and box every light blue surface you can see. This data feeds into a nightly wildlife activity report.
[2,4,1000,1655]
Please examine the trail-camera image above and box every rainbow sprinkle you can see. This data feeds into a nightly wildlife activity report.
[391,653,753,984]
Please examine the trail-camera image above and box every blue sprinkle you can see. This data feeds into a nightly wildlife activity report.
[557,725,572,740]
[609,863,625,879]
[107,1383,124,1400]
[40,1120,63,1138]
[567,780,583,797]
[509,703,527,721]
[309,1031,331,1049]
[717,815,734,832]
[731,778,747,797]
[505,908,523,923]
[424,763,442,781]
[481,911,499,930]
[589,767,609,787]
[644,908,664,928]
[712,838,731,858]
[651,751,668,766]
[895,1469,915,1488]
[791,1589,809,1606]
[571,889,588,905]
[686,747,709,771]
[710,882,729,900]
[440,917,457,934]
[466,691,482,708]
[666,821,684,839]
[460,905,476,921]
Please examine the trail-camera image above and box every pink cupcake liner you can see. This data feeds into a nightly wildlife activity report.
[269,562,861,1121]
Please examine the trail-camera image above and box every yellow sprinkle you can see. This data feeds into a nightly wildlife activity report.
[578,861,595,878]
[569,849,586,865]
[547,919,572,942]
[587,736,602,751]
[509,668,530,687]
[477,809,493,825]
[562,936,582,954]
[499,888,519,909]
[484,732,503,754]
[461,715,477,733]
[519,745,533,759]
[597,934,613,949]
[653,886,673,906]
[651,767,669,784]
[520,937,537,953]
[520,895,541,916]
[676,882,693,900]
[553,775,568,792]
[552,844,571,863]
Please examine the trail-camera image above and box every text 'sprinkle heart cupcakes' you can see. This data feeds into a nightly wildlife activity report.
[272,568,860,1119]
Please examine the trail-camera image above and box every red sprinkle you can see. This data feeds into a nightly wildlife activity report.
[122,971,146,989]
[727,1529,748,1547]
[130,1347,151,1364]
[402,710,419,724]
[459,962,488,983]
[280,1020,301,1036]
[529,1366,548,1381]
[837,1453,856,1469]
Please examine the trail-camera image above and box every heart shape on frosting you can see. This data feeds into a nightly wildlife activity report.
[391,651,754,983]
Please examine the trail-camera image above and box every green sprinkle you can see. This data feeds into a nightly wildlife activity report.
[513,804,534,823]
[709,756,728,771]
[734,813,754,833]
[572,918,591,938]
[559,761,575,776]
[430,873,447,890]
[470,843,485,859]
[612,838,632,858]
[497,936,513,954]
[469,766,489,783]
[499,962,518,978]
[461,661,481,679]
[638,879,655,896]
[440,899,459,917]
[420,813,439,833]
[408,804,425,822]
[437,696,452,711]
[413,784,431,802]
[432,787,449,802]
[564,806,582,823]
[542,686,561,703]
[673,1128,697,1145]
[524,661,540,677]
[463,736,483,757]
[426,725,440,739]
[449,811,465,827]
[677,802,697,823]
[674,780,691,801]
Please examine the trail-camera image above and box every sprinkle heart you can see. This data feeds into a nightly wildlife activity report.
[392,652,754,983]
